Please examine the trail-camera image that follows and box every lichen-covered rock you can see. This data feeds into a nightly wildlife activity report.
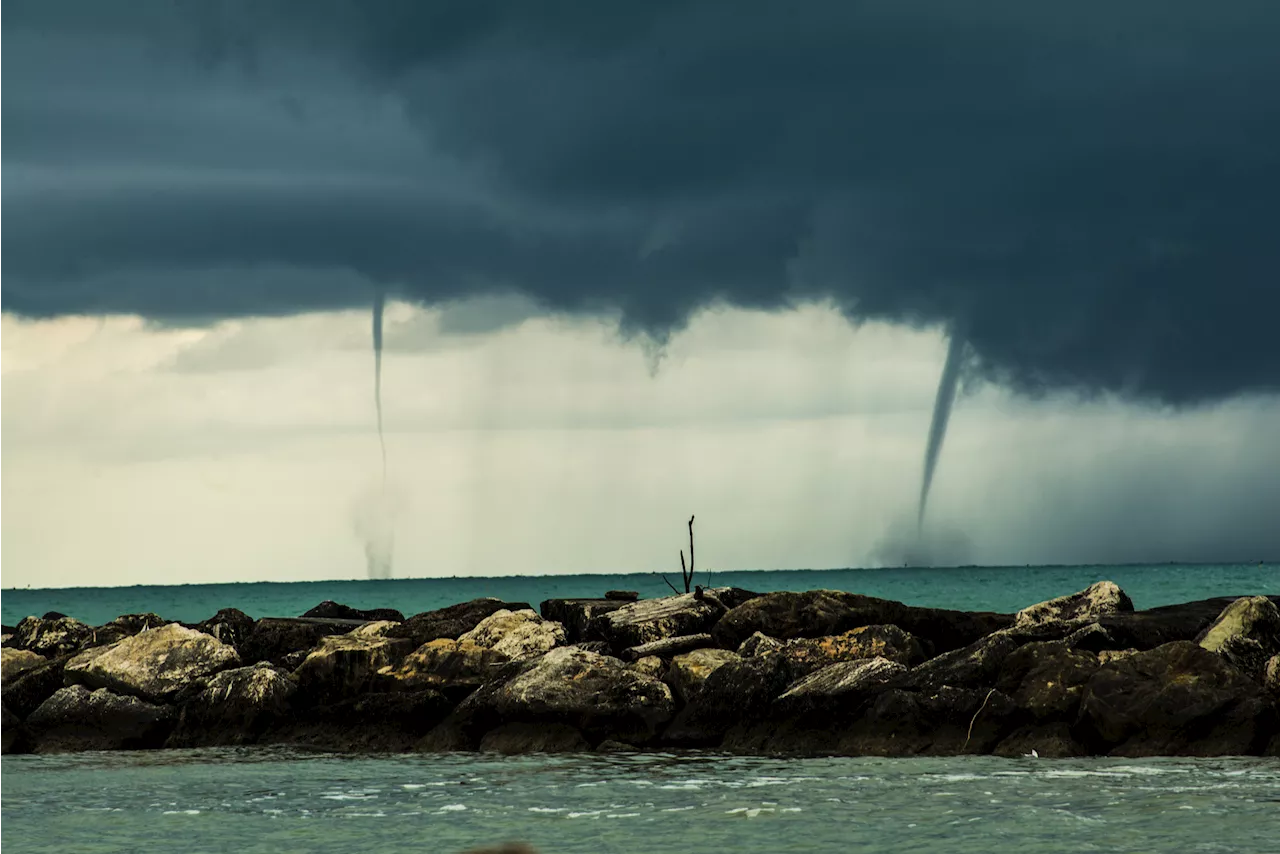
[167,662,297,747]
[293,623,413,702]
[737,632,784,657]
[301,600,405,622]
[593,588,757,651]
[2,649,47,684]
[237,617,357,666]
[26,685,174,752]
[1078,641,1272,756]
[629,656,666,679]
[478,722,590,754]
[623,633,715,662]
[460,610,566,660]
[712,590,1010,656]
[995,640,1099,721]
[1265,654,1280,695]
[10,615,95,657]
[776,625,926,678]
[539,598,630,643]
[387,599,533,647]
[90,613,168,648]
[65,623,240,702]
[195,608,256,648]
[1196,596,1280,682]
[439,647,675,747]
[1015,581,1134,627]
[664,648,740,704]
[381,638,510,695]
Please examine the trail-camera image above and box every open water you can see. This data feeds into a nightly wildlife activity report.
[3,564,1279,853]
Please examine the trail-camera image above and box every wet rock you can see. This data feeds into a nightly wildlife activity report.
[993,722,1088,758]
[539,598,629,643]
[380,638,510,697]
[479,722,590,754]
[629,656,666,679]
[1015,581,1134,627]
[1078,641,1272,756]
[1196,596,1280,682]
[664,648,740,704]
[89,613,169,648]
[65,623,240,702]
[622,633,716,662]
[663,654,793,747]
[775,625,926,678]
[711,590,1011,656]
[2,649,47,684]
[1,658,68,719]
[1097,597,1280,651]
[272,689,454,752]
[439,647,675,748]
[195,608,256,648]
[995,641,1099,721]
[301,600,405,622]
[238,617,360,666]
[460,610,566,660]
[293,622,413,703]
[388,599,533,648]
[772,657,907,719]
[592,588,756,651]
[737,632,784,657]
[10,615,95,658]
[26,685,174,752]
[168,662,297,748]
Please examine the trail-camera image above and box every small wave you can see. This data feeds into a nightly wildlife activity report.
[528,807,567,814]
[162,809,201,815]
[437,804,467,812]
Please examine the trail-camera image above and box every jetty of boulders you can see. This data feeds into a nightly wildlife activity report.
[3,584,1279,757]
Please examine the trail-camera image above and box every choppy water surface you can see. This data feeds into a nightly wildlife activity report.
[3,750,1278,853]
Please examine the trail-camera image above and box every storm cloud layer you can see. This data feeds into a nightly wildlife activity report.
[5,0,1279,404]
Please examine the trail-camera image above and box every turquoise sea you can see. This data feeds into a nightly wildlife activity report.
[3,564,1279,853]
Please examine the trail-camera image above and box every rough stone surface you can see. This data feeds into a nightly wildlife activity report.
[897,632,1023,693]
[293,624,413,702]
[388,599,533,647]
[1,659,68,719]
[1015,581,1134,627]
[993,722,1089,758]
[593,588,757,651]
[737,632,784,657]
[382,638,510,695]
[270,689,454,752]
[605,591,639,602]
[1265,654,1280,695]
[1,703,21,753]
[10,616,95,658]
[775,625,926,678]
[2,649,48,684]
[1078,641,1272,756]
[712,590,1011,656]
[26,685,174,752]
[238,618,359,666]
[1196,596,1280,681]
[540,599,628,643]
[630,656,666,679]
[663,654,793,746]
[460,609,566,660]
[995,641,1100,721]
[301,600,405,622]
[89,613,169,648]
[773,657,907,718]
[479,722,591,754]
[195,608,256,648]
[65,623,240,702]
[168,662,297,747]
[623,634,716,662]
[664,648,740,704]
[1097,597,1280,651]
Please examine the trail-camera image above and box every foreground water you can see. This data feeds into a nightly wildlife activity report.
[4,563,1277,626]
[3,749,1278,853]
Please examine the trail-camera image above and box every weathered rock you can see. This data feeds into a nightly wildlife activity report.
[195,608,256,648]
[1098,649,1139,665]
[775,625,926,678]
[622,633,716,662]
[168,662,297,747]
[772,657,907,719]
[460,610,566,660]
[10,615,95,657]
[630,656,666,679]
[1266,654,1280,695]
[995,641,1099,721]
[1015,581,1134,627]
[663,654,793,746]
[437,647,675,747]
[592,588,756,650]
[737,632,784,657]
[26,685,174,752]
[664,649,740,704]
[1,658,68,719]
[711,590,1011,656]
[381,638,510,697]
[1097,597,1280,651]
[568,641,612,656]
[65,623,240,702]
[388,599,533,647]
[605,590,639,602]
[897,632,1023,693]
[238,617,361,666]
[2,649,48,684]
[539,599,629,643]
[293,623,413,702]
[1078,641,1273,756]
[271,689,454,752]
[479,722,590,754]
[1,702,22,753]
[301,600,405,623]
[89,613,169,648]
[993,722,1089,758]
[1196,596,1280,681]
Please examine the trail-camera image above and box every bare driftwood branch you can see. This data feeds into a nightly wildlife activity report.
[662,515,698,594]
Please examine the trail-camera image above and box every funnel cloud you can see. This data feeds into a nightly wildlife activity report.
[918,333,966,529]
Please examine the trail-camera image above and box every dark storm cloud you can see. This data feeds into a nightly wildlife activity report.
[5,0,1280,402]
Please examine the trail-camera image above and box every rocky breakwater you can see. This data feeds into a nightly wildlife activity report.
[3,585,1278,758]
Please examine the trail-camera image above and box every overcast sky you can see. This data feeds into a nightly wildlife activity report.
[4,2,1279,587]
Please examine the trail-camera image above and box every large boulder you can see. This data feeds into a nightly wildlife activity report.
[1097,597,1280,651]
[64,623,240,702]
[9,615,95,657]
[267,689,454,752]
[459,610,566,660]
[167,662,297,748]
[896,632,1023,693]
[2,649,47,684]
[664,648,740,704]
[1266,655,1280,695]
[994,640,1100,722]
[1015,581,1134,627]
[428,647,675,748]
[1,703,22,754]
[773,625,926,679]
[1196,596,1280,682]
[292,622,413,703]
[711,590,1011,656]
[237,617,361,666]
[623,633,716,662]
[301,600,405,622]
[592,588,756,651]
[195,608,256,648]
[1,658,68,719]
[380,638,510,697]
[772,657,908,719]
[89,613,169,648]
[662,654,793,747]
[540,598,630,643]
[387,599,532,647]
[25,685,174,752]
[1077,640,1273,756]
